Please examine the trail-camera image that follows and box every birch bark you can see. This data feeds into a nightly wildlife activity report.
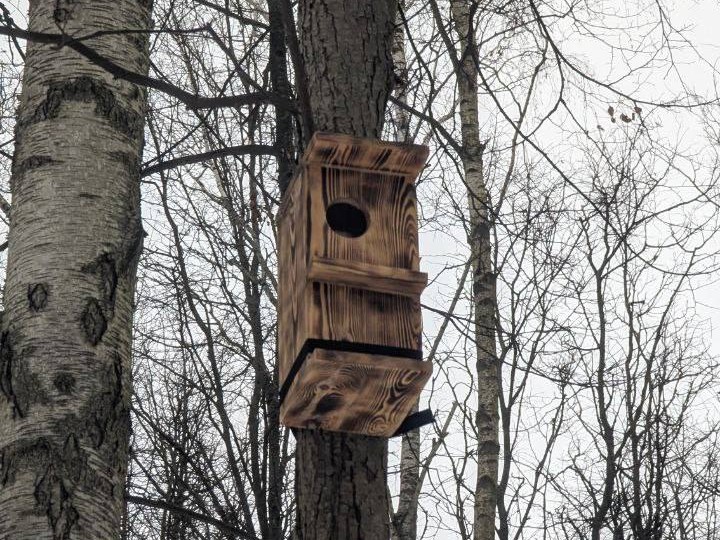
[449,2,500,539]
[293,1,397,538]
[0,1,151,538]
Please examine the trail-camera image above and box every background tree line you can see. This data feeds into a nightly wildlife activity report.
[1,0,720,538]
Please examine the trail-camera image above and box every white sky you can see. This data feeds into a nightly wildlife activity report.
[2,0,720,537]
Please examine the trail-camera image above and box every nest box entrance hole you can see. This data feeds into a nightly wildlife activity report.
[325,201,368,238]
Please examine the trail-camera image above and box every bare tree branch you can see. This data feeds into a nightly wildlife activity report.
[125,495,261,539]
[141,144,279,177]
[0,25,297,112]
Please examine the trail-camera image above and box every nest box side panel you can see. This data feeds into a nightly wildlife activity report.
[280,348,432,437]
[277,169,309,384]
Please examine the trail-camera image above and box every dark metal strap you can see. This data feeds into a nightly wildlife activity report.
[392,409,434,437]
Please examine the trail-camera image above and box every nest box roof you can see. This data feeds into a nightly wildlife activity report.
[302,132,429,176]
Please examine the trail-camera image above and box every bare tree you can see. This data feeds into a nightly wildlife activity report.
[0,0,152,537]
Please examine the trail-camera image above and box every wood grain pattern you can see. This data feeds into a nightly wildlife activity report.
[281,349,432,437]
[303,132,428,176]
[308,164,422,271]
[308,256,427,297]
[307,282,422,349]
[278,134,431,436]
[278,163,308,384]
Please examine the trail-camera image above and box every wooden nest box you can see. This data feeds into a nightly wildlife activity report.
[277,132,433,437]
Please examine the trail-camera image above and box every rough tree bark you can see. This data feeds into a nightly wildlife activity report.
[0,1,151,538]
[390,2,421,539]
[266,3,293,538]
[449,2,500,540]
[293,1,398,538]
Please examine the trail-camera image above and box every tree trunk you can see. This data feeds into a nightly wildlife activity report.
[0,1,151,538]
[268,0,295,194]
[390,3,421,539]
[449,2,499,540]
[266,8,293,533]
[293,1,397,538]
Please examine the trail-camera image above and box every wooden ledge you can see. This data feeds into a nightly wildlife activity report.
[307,257,427,297]
[302,132,429,177]
[281,348,432,437]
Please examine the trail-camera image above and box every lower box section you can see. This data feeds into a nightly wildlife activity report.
[280,348,432,437]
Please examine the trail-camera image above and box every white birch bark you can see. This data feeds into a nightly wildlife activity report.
[0,1,151,538]
[449,2,500,540]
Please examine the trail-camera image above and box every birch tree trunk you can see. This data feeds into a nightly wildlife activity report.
[293,1,397,538]
[0,1,151,538]
[449,2,500,540]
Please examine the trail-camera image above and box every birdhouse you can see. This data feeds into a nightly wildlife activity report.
[277,132,432,437]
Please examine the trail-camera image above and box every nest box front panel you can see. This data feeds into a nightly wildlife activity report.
[278,162,428,380]
[300,161,425,354]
